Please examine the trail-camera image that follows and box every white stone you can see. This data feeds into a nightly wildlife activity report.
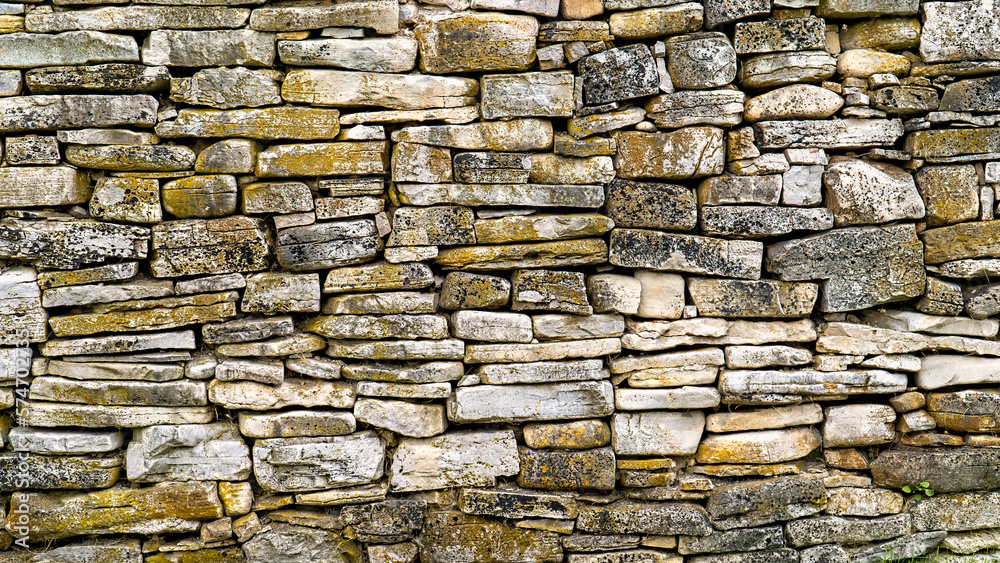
[253,431,385,493]
[465,338,621,363]
[8,427,124,454]
[390,430,520,492]
[215,358,284,385]
[824,404,896,447]
[449,381,613,423]
[451,310,533,343]
[725,345,813,368]
[481,71,575,120]
[864,309,999,338]
[126,422,251,482]
[612,411,705,456]
[354,398,447,438]
[0,31,138,68]
[142,29,275,67]
[207,378,355,410]
[635,270,685,319]
[623,318,817,351]
[705,403,823,433]
[817,322,1000,357]
[473,359,607,384]
[917,355,1000,390]
[278,34,418,72]
[782,165,824,206]
[282,69,477,110]
[587,274,641,315]
[615,386,721,410]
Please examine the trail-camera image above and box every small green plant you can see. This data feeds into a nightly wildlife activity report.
[901,481,935,501]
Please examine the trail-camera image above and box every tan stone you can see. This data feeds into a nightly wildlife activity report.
[256,141,388,177]
[157,107,340,140]
[415,12,538,74]
[696,427,821,464]
[744,84,844,122]
[837,48,911,78]
[613,128,724,180]
[282,70,477,110]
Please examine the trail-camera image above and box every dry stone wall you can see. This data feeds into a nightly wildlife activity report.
[2,0,1000,561]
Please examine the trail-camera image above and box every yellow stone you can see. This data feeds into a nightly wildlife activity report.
[836,48,911,78]
[905,128,1000,159]
[161,174,238,219]
[8,481,223,540]
[0,15,24,34]
[256,141,388,178]
[523,419,611,450]
[921,220,1000,264]
[218,481,253,517]
[49,299,236,337]
[415,12,538,74]
[156,107,340,140]
[435,239,608,270]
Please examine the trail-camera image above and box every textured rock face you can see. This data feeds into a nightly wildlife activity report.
[5,0,1000,557]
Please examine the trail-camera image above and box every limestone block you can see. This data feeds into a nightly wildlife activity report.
[696,427,821,464]
[278,35,418,72]
[18,401,214,428]
[392,119,553,151]
[473,359,607,384]
[610,229,763,279]
[919,0,1000,63]
[688,278,818,317]
[415,12,537,74]
[823,404,896,447]
[157,107,341,140]
[511,269,591,315]
[645,89,744,128]
[242,182,312,214]
[0,94,156,133]
[454,151,530,183]
[699,174,781,206]
[459,487,579,519]
[568,107,646,139]
[448,381,613,423]
[754,119,904,149]
[699,206,833,238]
[474,213,612,245]
[170,66,280,109]
[517,447,616,490]
[25,5,248,32]
[150,216,269,277]
[253,431,384,493]
[606,179,696,231]
[202,316,293,345]
[242,272,319,314]
[451,310,532,343]
[161,175,237,219]
[837,49,910,78]
[126,422,250,482]
[323,262,434,293]
[0,31,139,68]
[355,398,447,438]
[615,386,721,410]
[744,84,844,122]
[417,512,562,563]
[612,411,705,456]
[577,500,712,535]
[580,44,659,104]
[256,141,387,177]
[282,70,477,110]
[249,0,396,33]
[706,403,822,432]
[915,164,980,227]
[613,128,724,179]
[392,142,452,183]
[142,29,275,67]
[666,32,737,89]
[208,378,354,410]
[215,358,283,384]
[609,3,702,39]
[390,430,519,492]
[302,314,448,340]
[707,475,827,529]
[739,51,836,89]
[523,420,610,451]
[238,410,356,438]
[327,339,465,361]
[481,71,574,120]
[766,224,925,312]
[8,428,123,454]
[0,453,121,491]
[734,18,826,54]
[90,177,162,224]
[587,274,641,315]
[464,338,620,364]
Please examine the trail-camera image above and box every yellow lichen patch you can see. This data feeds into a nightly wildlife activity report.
[49,301,237,337]
[523,419,611,450]
[435,239,608,271]
[256,141,388,178]
[0,16,25,34]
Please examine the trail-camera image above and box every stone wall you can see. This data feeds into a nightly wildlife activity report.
[2,0,1000,561]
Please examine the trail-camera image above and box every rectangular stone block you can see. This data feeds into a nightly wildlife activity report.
[157,107,340,140]
[253,431,384,493]
[481,71,574,120]
[610,228,763,279]
[282,69,477,110]
[754,119,904,149]
[390,430,519,492]
[0,31,138,68]
[141,29,275,66]
[517,447,616,491]
[150,216,270,277]
[0,94,156,133]
[256,141,388,177]
[448,381,613,423]
[613,128,725,180]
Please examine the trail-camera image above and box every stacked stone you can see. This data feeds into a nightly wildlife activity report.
[6,0,1000,561]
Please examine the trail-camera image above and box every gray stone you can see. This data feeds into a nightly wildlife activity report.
[8,427,123,454]
[355,398,447,438]
[532,313,624,341]
[449,381,612,423]
[474,359,607,384]
[766,224,925,312]
[25,5,249,32]
[801,545,849,563]
[27,64,168,95]
[739,51,837,89]
[705,403,821,432]
[912,492,1000,532]
[568,107,646,139]
[0,31,138,68]
[577,501,712,536]
[610,228,763,280]
[453,152,530,184]
[0,94,156,133]
[688,551,798,563]
[824,404,896,447]
[818,0,917,18]
[707,475,827,529]
[666,32,736,89]
[755,119,904,149]
[699,174,781,206]
[734,18,826,54]
[719,369,906,404]
[142,29,275,67]
[126,422,250,482]
[253,431,383,493]
[243,523,360,563]
[696,426,820,464]
[474,213,613,245]
[703,0,769,27]
[275,220,379,272]
[850,532,949,563]
[865,310,998,338]
[612,411,705,456]
[609,3,702,39]
[0,453,121,491]
[920,0,1000,63]
[580,44,659,104]
[872,449,1000,494]
[678,526,784,554]
[700,206,834,238]
[689,278,818,317]
[170,66,280,109]
[150,216,268,277]
[248,0,397,33]
[459,488,578,520]
[278,35,418,73]
[872,86,940,115]
[786,514,911,548]
[392,119,553,151]
[323,262,434,294]
[511,269,591,315]
[615,385,721,410]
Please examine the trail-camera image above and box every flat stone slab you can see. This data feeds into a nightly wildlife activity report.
[872,449,1000,493]
[0,31,139,68]
[282,70,477,110]
[157,107,341,140]
[253,431,384,493]
[448,381,613,423]
[753,119,904,149]
[390,430,520,492]
[576,501,712,536]
[707,475,827,529]
[719,369,907,404]
[610,228,763,280]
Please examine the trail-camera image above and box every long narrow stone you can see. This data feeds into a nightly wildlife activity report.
[256,141,388,177]
[434,239,608,271]
[753,119,904,149]
[26,5,249,32]
[249,0,398,34]
[610,228,763,280]
[29,377,207,406]
[719,369,909,404]
[282,70,477,110]
[253,431,385,493]
[0,31,138,68]
[278,36,418,72]
[0,167,90,208]
[150,216,269,278]
[391,119,553,151]
[0,219,149,270]
[817,322,1000,357]
[156,107,340,140]
[0,95,156,133]
[448,382,614,423]
[141,29,275,67]
[396,183,603,208]
[18,401,214,428]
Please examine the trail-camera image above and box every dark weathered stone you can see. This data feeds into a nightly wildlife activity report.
[688,550,799,563]
[871,86,940,115]
[576,501,713,536]
[666,32,737,89]
[940,75,1000,112]
[734,18,826,54]
[706,475,827,529]
[610,228,762,279]
[517,447,616,491]
[766,224,925,312]
[700,206,833,238]
[0,219,149,270]
[688,278,818,317]
[453,152,530,184]
[872,448,1000,493]
[849,532,948,563]
[927,390,1000,433]
[458,488,579,520]
[703,0,769,28]
[0,453,120,491]
[580,44,659,105]
[678,526,784,554]
[605,179,696,231]
[25,63,170,94]
[276,220,380,271]
[340,500,425,542]
[785,514,911,548]
[910,492,1000,532]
